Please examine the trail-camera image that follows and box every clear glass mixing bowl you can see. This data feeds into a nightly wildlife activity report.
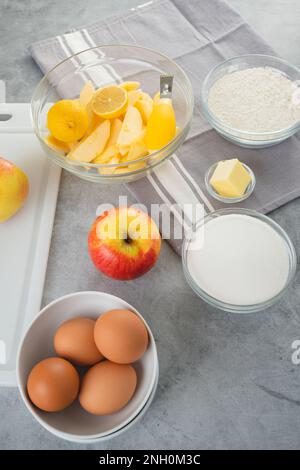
[201,54,300,148]
[31,45,194,183]
[182,208,297,314]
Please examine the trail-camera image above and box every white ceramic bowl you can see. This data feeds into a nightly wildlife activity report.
[17,291,158,441]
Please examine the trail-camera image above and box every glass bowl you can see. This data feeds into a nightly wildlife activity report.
[201,54,300,148]
[182,208,297,313]
[31,45,194,183]
[205,161,255,203]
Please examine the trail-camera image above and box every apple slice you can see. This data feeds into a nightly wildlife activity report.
[79,81,103,136]
[126,142,149,162]
[139,91,153,104]
[93,119,123,164]
[127,161,147,171]
[117,106,143,147]
[118,127,146,157]
[93,145,119,164]
[127,90,141,106]
[120,81,141,92]
[68,120,110,162]
[86,113,103,135]
[79,81,95,106]
[114,166,132,174]
[115,162,147,173]
[135,99,153,124]
[118,145,130,157]
[98,155,120,175]
[106,118,123,147]
[124,129,148,162]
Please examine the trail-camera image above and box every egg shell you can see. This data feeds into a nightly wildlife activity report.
[27,357,79,412]
[54,317,103,366]
[94,309,148,364]
[79,360,137,415]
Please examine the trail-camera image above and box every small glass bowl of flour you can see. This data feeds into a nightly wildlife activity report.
[201,55,300,148]
[182,208,296,313]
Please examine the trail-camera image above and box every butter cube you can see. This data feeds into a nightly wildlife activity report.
[209,159,251,198]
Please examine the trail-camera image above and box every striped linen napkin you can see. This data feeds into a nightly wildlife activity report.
[31,0,300,254]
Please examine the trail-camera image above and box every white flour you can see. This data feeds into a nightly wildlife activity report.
[208,67,300,132]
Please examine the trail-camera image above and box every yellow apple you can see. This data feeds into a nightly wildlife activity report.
[0,157,29,223]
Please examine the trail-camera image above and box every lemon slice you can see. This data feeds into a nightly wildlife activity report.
[47,100,88,143]
[92,85,128,119]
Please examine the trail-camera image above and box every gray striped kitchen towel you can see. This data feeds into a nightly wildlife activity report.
[30,0,300,255]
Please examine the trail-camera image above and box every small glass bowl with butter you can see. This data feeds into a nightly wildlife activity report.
[205,158,255,203]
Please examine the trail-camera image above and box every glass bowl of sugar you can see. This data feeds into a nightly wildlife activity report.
[182,208,296,313]
[201,54,300,148]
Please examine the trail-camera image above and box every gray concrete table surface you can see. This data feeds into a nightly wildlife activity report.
[0,0,300,450]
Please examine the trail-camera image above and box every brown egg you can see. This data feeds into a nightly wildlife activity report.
[94,309,148,364]
[27,357,79,412]
[54,317,103,366]
[79,360,137,415]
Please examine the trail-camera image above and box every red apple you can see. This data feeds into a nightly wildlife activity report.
[88,207,161,280]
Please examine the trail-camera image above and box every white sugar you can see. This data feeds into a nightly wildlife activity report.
[187,214,290,305]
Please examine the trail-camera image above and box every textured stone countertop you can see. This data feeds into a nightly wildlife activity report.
[0,0,300,450]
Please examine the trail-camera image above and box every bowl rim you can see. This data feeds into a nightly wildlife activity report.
[16,290,159,439]
[201,53,300,138]
[31,43,194,172]
[204,161,256,203]
[182,208,297,313]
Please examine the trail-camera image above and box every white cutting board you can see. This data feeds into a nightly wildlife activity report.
[0,103,61,386]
